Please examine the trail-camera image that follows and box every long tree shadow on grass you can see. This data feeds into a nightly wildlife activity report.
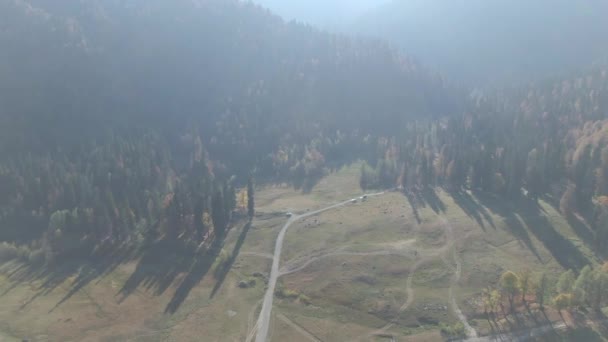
[2,228,226,314]
[404,191,421,224]
[402,187,446,223]
[209,220,252,298]
[449,190,496,231]
[49,244,136,312]
[518,204,590,271]
[164,239,223,313]
[472,191,543,262]
[2,241,137,311]
[565,214,603,259]
[420,187,446,214]
[2,261,84,309]
[541,194,602,259]
[486,309,564,341]
[114,231,225,314]
[117,233,222,306]
[474,192,589,271]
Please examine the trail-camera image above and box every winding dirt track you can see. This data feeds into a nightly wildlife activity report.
[365,216,477,340]
[281,249,411,276]
[250,191,481,342]
[442,218,478,339]
[252,192,385,342]
[364,257,424,340]
[365,216,456,340]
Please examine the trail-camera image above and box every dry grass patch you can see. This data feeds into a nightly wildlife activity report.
[281,193,414,262]
[255,163,365,215]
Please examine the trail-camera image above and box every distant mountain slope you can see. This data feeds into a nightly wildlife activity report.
[248,0,390,30]
[0,0,457,153]
[352,0,608,85]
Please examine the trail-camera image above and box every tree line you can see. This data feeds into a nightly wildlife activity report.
[485,264,608,320]
[360,67,608,250]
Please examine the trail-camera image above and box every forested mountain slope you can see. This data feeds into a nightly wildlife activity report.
[0,0,459,256]
[353,0,608,85]
[1,2,608,340]
[1,0,459,155]
[362,67,608,251]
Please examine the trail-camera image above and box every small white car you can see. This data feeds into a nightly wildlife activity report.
[286,212,293,218]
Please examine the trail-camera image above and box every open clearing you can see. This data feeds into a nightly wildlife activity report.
[0,163,606,341]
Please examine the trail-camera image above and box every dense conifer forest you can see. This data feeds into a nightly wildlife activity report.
[0,0,457,261]
[2,1,608,341]
[2,0,608,261]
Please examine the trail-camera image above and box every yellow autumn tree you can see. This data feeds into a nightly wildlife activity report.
[237,189,248,210]
[554,293,573,315]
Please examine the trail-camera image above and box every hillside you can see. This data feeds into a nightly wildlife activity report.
[1,1,607,341]
[1,0,456,151]
[359,66,608,255]
[0,0,460,247]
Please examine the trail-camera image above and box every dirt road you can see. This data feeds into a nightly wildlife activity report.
[253,192,384,342]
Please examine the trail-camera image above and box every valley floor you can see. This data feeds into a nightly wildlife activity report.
[0,163,606,341]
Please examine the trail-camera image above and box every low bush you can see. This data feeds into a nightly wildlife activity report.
[0,242,30,262]
[299,294,312,305]
[439,322,466,339]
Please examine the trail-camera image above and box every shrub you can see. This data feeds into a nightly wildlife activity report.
[439,322,466,338]
[0,242,31,262]
[299,294,312,305]
[275,285,300,300]
[28,249,46,265]
[282,289,300,299]
[554,293,573,311]
[0,242,19,262]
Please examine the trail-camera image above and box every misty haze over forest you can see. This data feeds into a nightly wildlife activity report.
[1,1,608,341]
[253,0,608,85]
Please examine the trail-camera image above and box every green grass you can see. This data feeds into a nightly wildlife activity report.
[559,327,605,342]
[412,260,451,288]
[273,185,605,340]
[1,167,605,342]
[281,192,414,262]
[0,331,20,342]
[283,186,604,339]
